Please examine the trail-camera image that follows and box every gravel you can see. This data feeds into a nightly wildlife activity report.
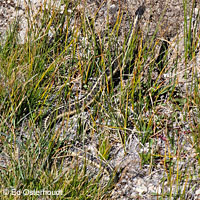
[1,1,200,199]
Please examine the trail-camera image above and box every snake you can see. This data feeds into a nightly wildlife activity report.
[44,5,145,130]
[42,5,145,177]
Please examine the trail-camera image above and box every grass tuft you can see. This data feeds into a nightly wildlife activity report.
[0,0,200,199]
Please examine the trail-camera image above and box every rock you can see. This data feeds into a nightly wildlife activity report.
[196,188,200,195]
[127,0,199,39]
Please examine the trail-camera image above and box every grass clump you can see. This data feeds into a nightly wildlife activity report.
[0,0,200,199]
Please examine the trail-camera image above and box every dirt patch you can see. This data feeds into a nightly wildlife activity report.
[1,1,199,41]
